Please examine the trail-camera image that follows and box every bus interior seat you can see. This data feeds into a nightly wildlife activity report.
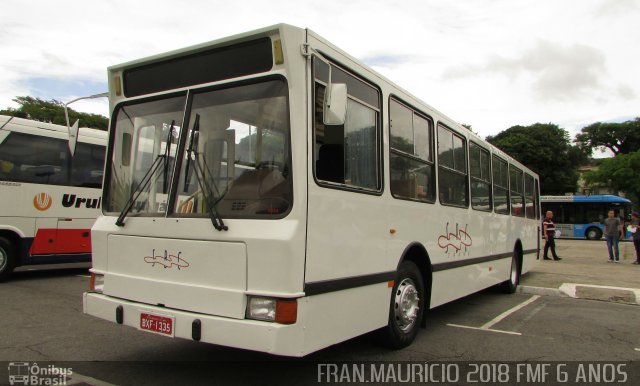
[216,166,289,215]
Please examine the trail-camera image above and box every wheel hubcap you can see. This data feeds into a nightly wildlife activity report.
[394,278,420,331]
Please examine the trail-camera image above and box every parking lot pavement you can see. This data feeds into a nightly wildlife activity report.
[1,267,639,385]
[520,239,640,304]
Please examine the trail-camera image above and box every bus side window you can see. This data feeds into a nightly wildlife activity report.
[470,142,492,211]
[70,143,106,188]
[524,173,536,219]
[312,60,381,192]
[509,165,524,217]
[492,155,510,215]
[438,125,468,207]
[0,131,69,185]
[389,98,435,203]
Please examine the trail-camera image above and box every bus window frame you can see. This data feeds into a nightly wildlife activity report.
[524,173,537,219]
[102,90,188,217]
[0,131,75,187]
[509,164,525,217]
[388,95,436,204]
[312,58,384,196]
[469,140,493,212]
[436,123,469,209]
[167,75,295,220]
[492,154,510,216]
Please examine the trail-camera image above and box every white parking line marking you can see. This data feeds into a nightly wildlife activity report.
[446,323,522,336]
[481,295,541,329]
[67,371,117,386]
[635,348,640,352]
[447,295,541,335]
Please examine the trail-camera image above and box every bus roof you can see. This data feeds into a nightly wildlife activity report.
[107,23,538,179]
[0,114,107,143]
[540,195,631,203]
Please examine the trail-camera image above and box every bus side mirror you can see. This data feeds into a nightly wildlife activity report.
[323,83,347,126]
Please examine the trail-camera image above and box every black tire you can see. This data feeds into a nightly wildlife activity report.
[501,249,521,294]
[0,237,16,282]
[376,261,425,349]
[585,227,602,240]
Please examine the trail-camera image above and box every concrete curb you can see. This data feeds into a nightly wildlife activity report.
[519,284,640,305]
[518,285,566,298]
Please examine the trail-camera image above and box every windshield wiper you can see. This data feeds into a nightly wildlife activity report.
[116,120,175,227]
[185,114,228,231]
[162,122,175,194]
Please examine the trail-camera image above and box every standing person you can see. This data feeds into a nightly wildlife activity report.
[630,212,640,265]
[543,210,561,261]
[604,210,622,263]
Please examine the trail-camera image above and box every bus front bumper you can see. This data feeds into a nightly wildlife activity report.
[83,292,305,357]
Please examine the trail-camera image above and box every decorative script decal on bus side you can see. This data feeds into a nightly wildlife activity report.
[33,193,53,211]
[144,249,190,270]
[437,222,472,255]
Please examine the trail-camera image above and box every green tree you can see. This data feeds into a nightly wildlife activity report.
[583,150,640,204]
[575,118,640,156]
[487,123,588,195]
[0,96,108,130]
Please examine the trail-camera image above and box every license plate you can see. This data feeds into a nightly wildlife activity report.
[140,312,174,337]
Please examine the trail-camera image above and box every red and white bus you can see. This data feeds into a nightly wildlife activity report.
[0,115,107,280]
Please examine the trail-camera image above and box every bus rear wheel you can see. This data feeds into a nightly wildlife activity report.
[501,249,520,294]
[585,227,602,240]
[0,237,16,282]
[376,261,425,349]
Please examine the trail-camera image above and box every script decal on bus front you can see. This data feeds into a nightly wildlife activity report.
[143,249,190,270]
[437,222,472,255]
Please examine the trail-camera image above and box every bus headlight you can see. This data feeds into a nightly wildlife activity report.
[89,272,104,293]
[246,297,297,324]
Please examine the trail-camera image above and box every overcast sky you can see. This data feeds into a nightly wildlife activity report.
[1,0,638,145]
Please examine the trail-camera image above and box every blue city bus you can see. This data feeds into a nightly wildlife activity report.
[540,195,633,240]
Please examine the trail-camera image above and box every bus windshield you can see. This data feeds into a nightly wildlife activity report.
[175,79,291,218]
[104,79,292,219]
[105,95,185,215]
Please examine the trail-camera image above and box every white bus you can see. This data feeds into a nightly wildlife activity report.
[84,24,541,356]
[0,115,107,281]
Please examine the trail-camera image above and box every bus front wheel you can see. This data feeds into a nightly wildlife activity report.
[0,237,16,282]
[585,227,602,240]
[376,261,425,349]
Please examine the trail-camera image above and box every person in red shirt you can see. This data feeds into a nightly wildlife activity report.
[543,210,561,261]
